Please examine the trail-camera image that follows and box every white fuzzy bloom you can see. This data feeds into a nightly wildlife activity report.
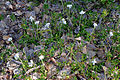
[79,10,85,14]
[35,21,40,25]
[75,37,82,41]
[39,55,44,60]
[8,37,12,41]
[62,18,67,24]
[29,16,35,22]
[93,23,98,28]
[110,32,113,37]
[92,59,97,65]
[45,23,50,27]
[14,53,19,60]
[28,60,34,67]
[67,4,72,9]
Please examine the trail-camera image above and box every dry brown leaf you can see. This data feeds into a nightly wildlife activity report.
[82,45,87,54]
[3,35,10,40]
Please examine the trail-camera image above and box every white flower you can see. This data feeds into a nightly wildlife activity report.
[79,10,85,14]
[14,53,19,60]
[92,59,97,65]
[8,37,12,41]
[32,75,38,80]
[13,68,20,74]
[5,1,11,6]
[93,23,98,28]
[29,16,35,22]
[28,60,34,67]
[110,31,113,37]
[75,37,82,41]
[62,18,67,24]
[39,55,44,60]
[67,4,72,9]
[6,61,10,67]
[102,66,107,72]
[35,21,39,25]
[45,23,50,28]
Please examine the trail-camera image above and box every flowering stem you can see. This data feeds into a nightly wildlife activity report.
[61,0,64,14]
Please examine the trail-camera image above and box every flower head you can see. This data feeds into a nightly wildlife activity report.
[75,37,82,41]
[93,23,98,28]
[39,55,44,60]
[35,21,40,25]
[92,59,97,65]
[45,23,50,28]
[28,60,34,67]
[29,16,35,22]
[110,31,113,37]
[67,4,72,9]
[62,18,67,24]
[8,37,12,41]
[13,68,20,74]
[14,53,19,60]
[79,10,85,14]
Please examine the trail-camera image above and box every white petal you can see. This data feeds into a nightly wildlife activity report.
[75,37,82,41]
[92,59,97,65]
[28,60,34,67]
[13,68,20,74]
[14,53,19,60]
[8,37,12,41]
[35,21,40,25]
[62,18,67,24]
[110,32,113,37]
[29,16,35,22]
[93,23,98,28]
[39,55,44,60]
[45,23,50,27]
[79,10,85,14]
[67,4,72,9]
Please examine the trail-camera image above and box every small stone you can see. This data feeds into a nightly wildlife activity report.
[13,11,23,16]
[34,7,40,14]
[26,49,34,59]
[0,21,8,31]
[57,66,71,79]
[87,50,96,59]
[85,28,93,34]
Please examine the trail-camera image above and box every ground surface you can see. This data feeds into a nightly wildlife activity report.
[0,0,120,80]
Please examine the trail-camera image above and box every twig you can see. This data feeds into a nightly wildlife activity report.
[11,59,22,65]
[25,65,40,75]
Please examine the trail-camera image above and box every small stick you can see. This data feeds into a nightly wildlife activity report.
[11,59,22,65]
[25,65,40,75]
